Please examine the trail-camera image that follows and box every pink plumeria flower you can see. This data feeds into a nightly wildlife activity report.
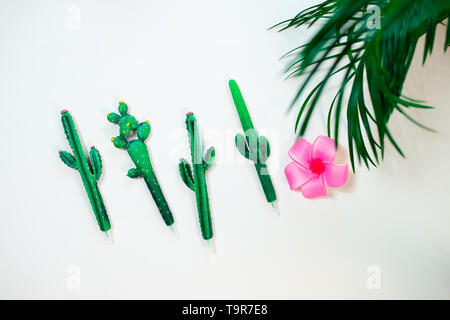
[284,136,348,198]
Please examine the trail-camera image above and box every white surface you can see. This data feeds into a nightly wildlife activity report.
[1,0,449,299]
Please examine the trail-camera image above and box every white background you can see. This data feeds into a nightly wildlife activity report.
[1,0,449,299]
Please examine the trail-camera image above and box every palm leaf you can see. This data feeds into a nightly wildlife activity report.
[275,0,450,170]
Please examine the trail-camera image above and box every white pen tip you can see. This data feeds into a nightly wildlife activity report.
[206,238,216,253]
[270,201,280,215]
[104,230,114,245]
[169,224,179,238]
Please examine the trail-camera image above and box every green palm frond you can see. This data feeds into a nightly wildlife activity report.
[274,0,450,170]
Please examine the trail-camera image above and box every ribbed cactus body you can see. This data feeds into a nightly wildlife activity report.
[108,102,174,227]
[59,110,111,232]
[229,79,277,204]
[179,113,215,240]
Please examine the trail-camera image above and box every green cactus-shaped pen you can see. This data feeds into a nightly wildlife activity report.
[107,101,174,228]
[228,79,277,211]
[59,110,112,237]
[178,113,215,241]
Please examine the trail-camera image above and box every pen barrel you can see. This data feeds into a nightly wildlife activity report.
[92,184,111,231]
[193,164,213,240]
[254,162,277,203]
[143,172,174,226]
[77,170,111,231]
[127,140,174,226]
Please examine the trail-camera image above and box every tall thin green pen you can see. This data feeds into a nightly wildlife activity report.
[228,79,277,211]
[59,110,112,238]
[178,113,215,241]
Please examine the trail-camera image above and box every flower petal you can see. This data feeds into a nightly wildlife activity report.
[324,163,348,188]
[288,138,312,168]
[300,175,327,198]
[284,162,315,190]
[312,135,336,163]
